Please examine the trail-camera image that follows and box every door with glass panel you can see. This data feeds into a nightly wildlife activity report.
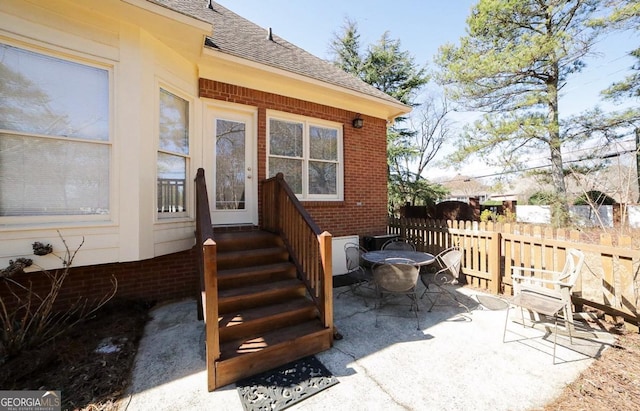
[205,107,257,225]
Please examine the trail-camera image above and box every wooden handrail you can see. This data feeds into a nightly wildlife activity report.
[194,168,219,392]
[262,173,333,333]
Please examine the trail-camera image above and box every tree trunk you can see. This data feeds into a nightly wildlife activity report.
[547,70,569,227]
[636,128,640,203]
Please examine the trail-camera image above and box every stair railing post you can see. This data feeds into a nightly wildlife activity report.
[203,238,220,392]
[318,231,333,333]
[275,173,284,234]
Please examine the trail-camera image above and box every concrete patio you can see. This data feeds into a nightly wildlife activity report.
[120,284,615,411]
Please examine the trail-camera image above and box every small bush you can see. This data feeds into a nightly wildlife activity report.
[480,209,496,223]
[0,231,117,361]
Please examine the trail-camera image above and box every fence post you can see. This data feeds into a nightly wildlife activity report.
[489,231,501,294]
[400,217,407,239]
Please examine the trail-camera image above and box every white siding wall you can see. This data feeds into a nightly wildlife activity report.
[0,2,198,270]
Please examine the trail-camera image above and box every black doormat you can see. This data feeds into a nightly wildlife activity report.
[236,355,339,411]
[333,274,358,288]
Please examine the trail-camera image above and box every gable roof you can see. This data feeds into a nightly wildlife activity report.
[147,0,408,111]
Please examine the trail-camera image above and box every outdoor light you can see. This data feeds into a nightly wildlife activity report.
[352,115,364,129]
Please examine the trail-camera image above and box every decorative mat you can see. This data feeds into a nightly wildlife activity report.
[236,355,339,411]
[476,294,510,311]
[332,274,358,288]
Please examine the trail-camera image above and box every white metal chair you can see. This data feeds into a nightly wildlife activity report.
[337,243,373,304]
[381,237,416,251]
[419,246,469,312]
[372,258,421,329]
[503,248,585,364]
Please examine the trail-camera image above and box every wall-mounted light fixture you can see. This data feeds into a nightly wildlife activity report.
[352,114,364,129]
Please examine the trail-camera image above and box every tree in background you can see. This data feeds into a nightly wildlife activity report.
[598,1,640,101]
[594,0,640,202]
[387,96,452,209]
[329,19,448,210]
[436,0,602,227]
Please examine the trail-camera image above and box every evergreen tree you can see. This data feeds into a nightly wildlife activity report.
[436,0,602,227]
[330,19,442,211]
[597,0,640,101]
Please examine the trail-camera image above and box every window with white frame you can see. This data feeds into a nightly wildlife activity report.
[0,43,110,218]
[267,114,342,200]
[157,88,189,216]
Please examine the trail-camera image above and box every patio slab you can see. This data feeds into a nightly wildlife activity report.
[121,286,615,411]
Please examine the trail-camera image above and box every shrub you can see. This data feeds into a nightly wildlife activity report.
[480,209,496,223]
[0,231,117,361]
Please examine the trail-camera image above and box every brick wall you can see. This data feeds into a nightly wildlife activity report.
[199,79,389,239]
[0,248,198,312]
[0,83,390,315]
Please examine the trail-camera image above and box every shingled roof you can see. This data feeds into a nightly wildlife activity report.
[148,0,406,108]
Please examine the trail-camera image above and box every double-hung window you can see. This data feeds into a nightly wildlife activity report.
[267,114,343,200]
[0,43,110,220]
[157,88,189,217]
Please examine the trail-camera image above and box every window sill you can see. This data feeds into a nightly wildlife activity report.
[300,201,345,207]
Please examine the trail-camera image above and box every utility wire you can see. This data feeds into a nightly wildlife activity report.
[437,148,637,183]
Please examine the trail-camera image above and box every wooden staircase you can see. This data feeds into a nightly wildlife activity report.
[212,230,334,387]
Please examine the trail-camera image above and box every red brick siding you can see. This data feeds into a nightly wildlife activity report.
[0,81,390,313]
[0,249,197,312]
[199,79,389,238]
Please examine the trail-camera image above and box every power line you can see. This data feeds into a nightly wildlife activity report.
[437,148,637,183]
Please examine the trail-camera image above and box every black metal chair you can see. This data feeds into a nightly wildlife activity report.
[337,243,373,304]
[372,258,421,329]
[420,246,469,312]
[381,237,416,251]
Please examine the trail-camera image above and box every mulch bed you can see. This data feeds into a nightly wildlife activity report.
[0,301,151,411]
[542,330,640,411]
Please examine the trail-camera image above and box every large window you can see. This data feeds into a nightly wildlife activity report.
[157,88,189,217]
[0,43,110,218]
[268,115,342,200]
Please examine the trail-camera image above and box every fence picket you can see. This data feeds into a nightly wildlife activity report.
[388,216,640,329]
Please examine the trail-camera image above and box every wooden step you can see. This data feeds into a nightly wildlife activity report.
[215,320,333,387]
[214,230,283,252]
[205,229,333,390]
[218,297,318,342]
[217,262,297,289]
[217,247,289,270]
[218,278,307,313]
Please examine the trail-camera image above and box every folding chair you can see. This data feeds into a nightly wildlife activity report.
[503,248,585,364]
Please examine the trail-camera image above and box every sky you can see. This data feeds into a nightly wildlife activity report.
[215,0,639,180]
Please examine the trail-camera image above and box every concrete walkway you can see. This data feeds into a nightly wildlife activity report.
[120,285,615,411]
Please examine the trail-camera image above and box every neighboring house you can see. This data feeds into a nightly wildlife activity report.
[438,175,489,204]
[0,0,409,305]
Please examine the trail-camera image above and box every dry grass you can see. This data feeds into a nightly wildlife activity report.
[542,330,640,411]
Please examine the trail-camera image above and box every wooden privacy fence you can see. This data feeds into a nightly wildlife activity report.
[389,217,640,329]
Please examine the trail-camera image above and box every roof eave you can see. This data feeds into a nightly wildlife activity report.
[200,47,411,121]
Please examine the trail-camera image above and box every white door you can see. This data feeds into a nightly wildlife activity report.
[205,106,257,225]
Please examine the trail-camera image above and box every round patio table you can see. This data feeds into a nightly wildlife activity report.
[362,250,435,266]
